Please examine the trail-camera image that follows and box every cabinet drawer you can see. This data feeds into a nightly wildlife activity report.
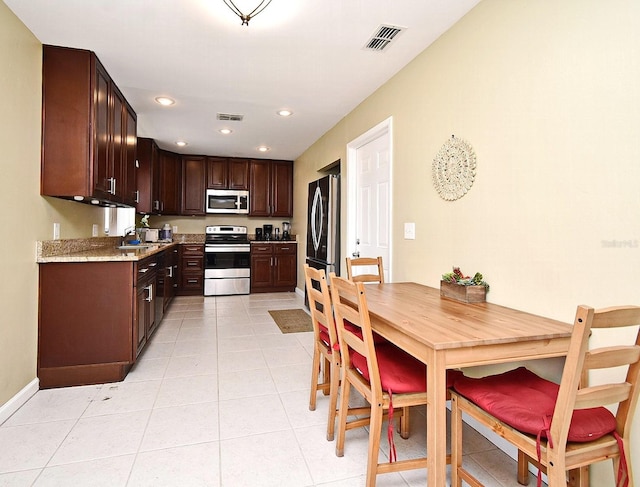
[274,244,297,255]
[181,244,204,255]
[251,244,273,255]
[181,274,203,290]
[182,256,204,272]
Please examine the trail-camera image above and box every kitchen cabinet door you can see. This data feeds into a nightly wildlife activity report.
[158,150,182,215]
[208,157,249,190]
[273,244,297,287]
[124,104,138,207]
[136,137,158,214]
[92,61,112,199]
[207,157,228,189]
[228,159,249,190]
[249,160,293,217]
[182,156,206,215]
[271,161,294,217]
[249,160,271,216]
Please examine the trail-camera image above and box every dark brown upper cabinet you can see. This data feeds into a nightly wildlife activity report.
[41,45,137,207]
[249,159,293,217]
[182,156,207,215]
[207,157,249,190]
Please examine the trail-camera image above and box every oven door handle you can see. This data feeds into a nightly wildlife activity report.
[205,245,250,253]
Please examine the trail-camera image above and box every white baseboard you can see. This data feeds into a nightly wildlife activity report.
[0,378,39,426]
[295,286,305,298]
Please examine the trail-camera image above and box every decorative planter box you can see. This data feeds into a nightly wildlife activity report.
[440,280,486,304]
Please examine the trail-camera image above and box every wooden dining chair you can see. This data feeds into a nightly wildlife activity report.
[450,304,640,487]
[303,264,341,441]
[329,272,457,486]
[345,256,384,283]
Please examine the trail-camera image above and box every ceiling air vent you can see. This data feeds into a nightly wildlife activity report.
[364,24,405,52]
[217,113,244,122]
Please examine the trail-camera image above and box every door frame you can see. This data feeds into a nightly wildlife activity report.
[346,116,393,281]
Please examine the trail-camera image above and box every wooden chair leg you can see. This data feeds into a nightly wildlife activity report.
[366,401,384,487]
[326,357,340,441]
[399,406,410,439]
[322,356,331,395]
[309,346,321,411]
[517,450,530,485]
[335,376,351,457]
[450,394,463,487]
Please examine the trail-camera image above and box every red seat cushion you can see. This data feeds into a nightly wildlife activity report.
[350,344,462,394]
[453,367,617,442]
[343,319,388,345]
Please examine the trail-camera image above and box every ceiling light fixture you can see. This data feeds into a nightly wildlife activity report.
[155,96,175,106]
[176,141,188,147]
[257,146,270,152]
[222,0,272,26]
[219,128,232,135]
[277,109,293,117]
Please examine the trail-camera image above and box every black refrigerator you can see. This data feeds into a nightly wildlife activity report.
[306,174,340,277]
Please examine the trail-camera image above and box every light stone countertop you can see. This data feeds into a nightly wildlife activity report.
[36,241,179,263]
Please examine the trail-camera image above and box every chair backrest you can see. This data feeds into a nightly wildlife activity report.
[329,273,383,397]
[550,305,640,452]
[303,264,338,351]
[345,256,384,283]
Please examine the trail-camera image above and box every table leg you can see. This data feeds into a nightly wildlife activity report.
[427,350,448,486]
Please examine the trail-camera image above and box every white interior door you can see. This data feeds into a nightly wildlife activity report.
[347,118,392,281]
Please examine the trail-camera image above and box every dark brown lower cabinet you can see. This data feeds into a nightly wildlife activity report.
[250,242,297,293]
[177,244,204,295]
[38,246,177,389]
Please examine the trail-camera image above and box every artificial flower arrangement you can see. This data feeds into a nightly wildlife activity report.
[139,214,150,228]
[441,267,489,291]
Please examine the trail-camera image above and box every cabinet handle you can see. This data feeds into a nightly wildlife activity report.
[134,190,140,203]
[148,262,157,267]
[107,177,116,195]
[167,266,173,277]
[187,279,198,284]
[145,284,153,302]
[139,268,149,274]
[153,200,160,211]
[281,247,289,251]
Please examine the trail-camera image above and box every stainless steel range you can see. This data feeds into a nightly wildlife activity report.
[204,225,251,296]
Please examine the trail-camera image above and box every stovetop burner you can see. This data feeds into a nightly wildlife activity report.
[205,225,249,245]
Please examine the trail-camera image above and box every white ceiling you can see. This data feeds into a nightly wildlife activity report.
[5,0,480,160]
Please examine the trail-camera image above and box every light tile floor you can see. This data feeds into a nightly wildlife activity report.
[0,293,542,486]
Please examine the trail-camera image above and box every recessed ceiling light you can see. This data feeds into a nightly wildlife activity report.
[257,146,270,152]
[277,109,293,117]
[155,96,175,106]
[176,141,188,147]
[219,128,232,135]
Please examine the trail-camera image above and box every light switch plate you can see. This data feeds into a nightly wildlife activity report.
[92,224,99,237]
[404,222,416,240]
[53,222,60,240]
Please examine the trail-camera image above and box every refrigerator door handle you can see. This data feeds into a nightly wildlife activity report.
[311,186,323,252]
[352,238,360,258]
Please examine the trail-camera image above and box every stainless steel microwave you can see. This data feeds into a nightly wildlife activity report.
[205,189,249,214]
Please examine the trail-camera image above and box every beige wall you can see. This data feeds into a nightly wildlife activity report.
[0,1,104,406]
[294,1,640,484]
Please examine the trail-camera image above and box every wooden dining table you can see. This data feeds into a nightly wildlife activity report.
[358,282,574,486]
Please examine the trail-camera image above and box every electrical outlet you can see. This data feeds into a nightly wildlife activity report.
[92,224,99,237]
[53,222,60,240]
[404,222,416,240]
[172,226,178,234]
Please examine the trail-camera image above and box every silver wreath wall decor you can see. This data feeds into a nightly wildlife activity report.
[432,135,477,201]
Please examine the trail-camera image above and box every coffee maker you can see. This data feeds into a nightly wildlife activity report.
[255,227,263,241]
[282,221,291,241]
[262,224,273,241]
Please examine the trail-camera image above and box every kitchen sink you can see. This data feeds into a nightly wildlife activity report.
[117,244,153,250]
